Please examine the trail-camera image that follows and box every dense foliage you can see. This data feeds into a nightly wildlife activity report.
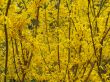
[0,0,110,82]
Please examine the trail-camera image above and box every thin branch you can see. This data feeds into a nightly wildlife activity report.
[11,37,21,82]
[99,27,110,65]
[87,0,98,60]
[84,61,95,82]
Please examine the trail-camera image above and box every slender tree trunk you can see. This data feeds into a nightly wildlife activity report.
[4,0,11,82]
[57,0,61,71]
[44,4,51,53]
[34,6,40,37]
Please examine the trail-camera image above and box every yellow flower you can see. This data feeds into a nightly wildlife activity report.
[0,30,3,37]
[0,0,4,5]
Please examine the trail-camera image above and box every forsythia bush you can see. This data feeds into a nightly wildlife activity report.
[0,0,110,82]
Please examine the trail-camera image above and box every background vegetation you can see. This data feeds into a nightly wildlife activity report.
[0,0,110,82]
